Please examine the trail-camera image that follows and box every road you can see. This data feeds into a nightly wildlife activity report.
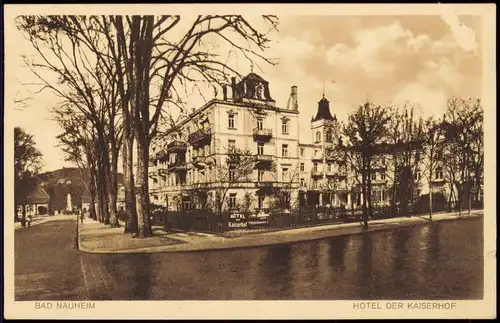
[15,217,483,300]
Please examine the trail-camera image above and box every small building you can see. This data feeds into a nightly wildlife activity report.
[24,186,51,216]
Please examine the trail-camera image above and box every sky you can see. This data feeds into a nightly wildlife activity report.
[9,14,482,172]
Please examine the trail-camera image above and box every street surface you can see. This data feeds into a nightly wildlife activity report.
[15,217,483,300]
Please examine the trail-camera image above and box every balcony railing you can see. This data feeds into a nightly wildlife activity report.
[255,154,273,162]
[255,180,274,188]
[167,140,187,152]
[155,150,168,161]
[168,160,187,172]
[192,155,209,168]
[253,128,273,141]
[311,169,323,177]
[311,154,323,161]
[188,128,212,145]
[325,169,348,177]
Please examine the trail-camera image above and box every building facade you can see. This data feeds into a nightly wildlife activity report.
[148,72,469,213]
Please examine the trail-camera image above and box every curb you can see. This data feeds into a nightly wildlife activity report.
[77,211,484,255]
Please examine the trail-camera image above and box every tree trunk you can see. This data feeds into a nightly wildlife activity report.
[429,181,433,221]
[107,168,119,227]
[361,156,368,229]
[135,136,152,238]
[366,158,373,221]
[124,125,138,234]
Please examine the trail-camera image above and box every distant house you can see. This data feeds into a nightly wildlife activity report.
[17,185,51,216]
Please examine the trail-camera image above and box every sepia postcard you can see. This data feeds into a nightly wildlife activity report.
[3,3,496,320]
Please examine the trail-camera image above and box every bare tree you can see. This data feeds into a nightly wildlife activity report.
[213,146,255,215]
[53,108,99,221]
[337,101,391,229]
[16,16,122,227]
[385,105,425,214]
[420,115,446,220]
[441,97,484,215]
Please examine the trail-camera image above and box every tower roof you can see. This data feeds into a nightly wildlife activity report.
[313,96,334,121]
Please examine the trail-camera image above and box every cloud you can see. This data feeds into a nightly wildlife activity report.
[439,5,478,53]
[392,82,448,117]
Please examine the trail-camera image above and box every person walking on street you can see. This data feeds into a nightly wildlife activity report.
[80,210,84,224]
[26,215,32,228]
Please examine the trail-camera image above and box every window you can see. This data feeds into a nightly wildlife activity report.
[282,167,289,182]
[228,139,236,149]
[315,131,321,143]
[436,167,443,180]
[282,119,289,134]
[300,148,305,157]
[313,163,318,172]
[258,195,265,209]
[258,170,264,182]
[153,178,158,184]
[229,166,236,181]
[382,190,386,201]
[228,114,235,129]
[229,193,237,209]
[372,173,377,181]
[182,200,192,211]
[327,163,332,172]
[381,172,386,180]
[257,118,263,130]
[282,144,288,157]
[300,178,305,186]
[300,163,305,172]
[257,142,264,155]
[326,130,332,142]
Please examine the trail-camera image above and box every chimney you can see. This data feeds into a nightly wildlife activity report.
[231,77,236,99]
[291,85,298,110]
[222,84,228,101]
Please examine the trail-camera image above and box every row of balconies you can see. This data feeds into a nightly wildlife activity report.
[162,127,273,156]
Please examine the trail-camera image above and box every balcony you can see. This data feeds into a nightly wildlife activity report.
[155,149,168,162]
[168,160,187,172]
[325,169,348,177]
[188,128,212,146]
[148,168,158,179]
[311,154,324,161]
[254,154,274,168]
[253,128,273,141]
[192,155,209,168]
[311,169,323,177]
[167,140,187,153]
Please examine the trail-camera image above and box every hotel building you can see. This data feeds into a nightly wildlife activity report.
[148,72,469,213]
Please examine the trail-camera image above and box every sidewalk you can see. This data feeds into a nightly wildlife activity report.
[14,214,78,230]
[78,209,484,254]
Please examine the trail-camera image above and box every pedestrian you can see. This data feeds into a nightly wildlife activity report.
[26,215,32,228]
[80,210,84,224]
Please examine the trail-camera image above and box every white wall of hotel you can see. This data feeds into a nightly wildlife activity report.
[147,73,458,212]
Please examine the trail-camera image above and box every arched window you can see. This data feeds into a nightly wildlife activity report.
[326,130,332,142]
[315,131,321,143]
